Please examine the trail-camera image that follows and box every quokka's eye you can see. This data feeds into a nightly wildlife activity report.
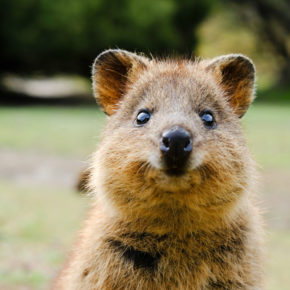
[200,110,216,129]
[135,109,151,126]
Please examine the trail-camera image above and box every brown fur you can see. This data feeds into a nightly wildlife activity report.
[54,50,264,289]
[76,168,91,193]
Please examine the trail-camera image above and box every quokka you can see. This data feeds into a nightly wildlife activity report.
[55,49,264,289]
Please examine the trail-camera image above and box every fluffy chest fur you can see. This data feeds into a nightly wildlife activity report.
[60,205,261,290]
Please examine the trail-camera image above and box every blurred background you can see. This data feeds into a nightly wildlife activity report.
[0,0,289,289]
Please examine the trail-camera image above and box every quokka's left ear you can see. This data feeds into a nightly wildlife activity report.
[92,49,148,115]
[206,54,256,118]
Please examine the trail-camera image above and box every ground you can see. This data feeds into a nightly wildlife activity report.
[0,104,289,289]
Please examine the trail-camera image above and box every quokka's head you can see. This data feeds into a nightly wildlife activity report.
[90,49,256,213]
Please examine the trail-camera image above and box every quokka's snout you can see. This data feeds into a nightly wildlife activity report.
[160,125,192,175]
[136,107,217,177]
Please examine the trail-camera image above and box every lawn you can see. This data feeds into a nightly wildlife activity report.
[0,106,105,157]
[244,104,290,170]
[0,103,289,289]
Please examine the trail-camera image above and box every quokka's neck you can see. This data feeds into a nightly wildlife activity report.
[99,206,250,245]
[93,178,250,236]
[97,195,248,238]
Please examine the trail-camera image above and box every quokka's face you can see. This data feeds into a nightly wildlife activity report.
[91,50,255,206]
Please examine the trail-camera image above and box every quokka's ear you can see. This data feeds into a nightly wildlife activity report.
[92,49,148,115]
[206,54,255,118]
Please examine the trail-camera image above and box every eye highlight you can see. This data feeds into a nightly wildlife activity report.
[135,109,151,126]
[200,110,216,129]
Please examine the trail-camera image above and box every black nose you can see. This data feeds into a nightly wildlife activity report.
[160,126,192,173]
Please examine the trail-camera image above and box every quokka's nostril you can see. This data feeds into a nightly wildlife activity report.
[184,138,192,153]
[184,139,190,148]
[162,137,170,148]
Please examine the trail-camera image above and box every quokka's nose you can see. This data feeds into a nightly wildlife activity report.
[160,126,192,172]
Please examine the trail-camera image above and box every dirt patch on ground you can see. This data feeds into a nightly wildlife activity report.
[0,149,87,189]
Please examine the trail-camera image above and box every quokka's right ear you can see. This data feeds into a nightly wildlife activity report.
[92,49,148,115]
[206,54,256,118]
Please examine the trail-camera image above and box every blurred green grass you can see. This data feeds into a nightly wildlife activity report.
[0,181,88,289]
[0,106,105,158]
[243,103,290,169]
[0,103,290,289]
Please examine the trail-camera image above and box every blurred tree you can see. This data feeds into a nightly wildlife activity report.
[0,0,212,77]
[227,0,290,85]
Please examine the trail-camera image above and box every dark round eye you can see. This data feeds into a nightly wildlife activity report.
[200,110,216,129]
[135,109,151,126]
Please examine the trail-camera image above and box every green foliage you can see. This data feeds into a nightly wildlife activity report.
[0,0,212,76]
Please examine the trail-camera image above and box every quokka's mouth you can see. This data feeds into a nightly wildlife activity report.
[164,167,186,177]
